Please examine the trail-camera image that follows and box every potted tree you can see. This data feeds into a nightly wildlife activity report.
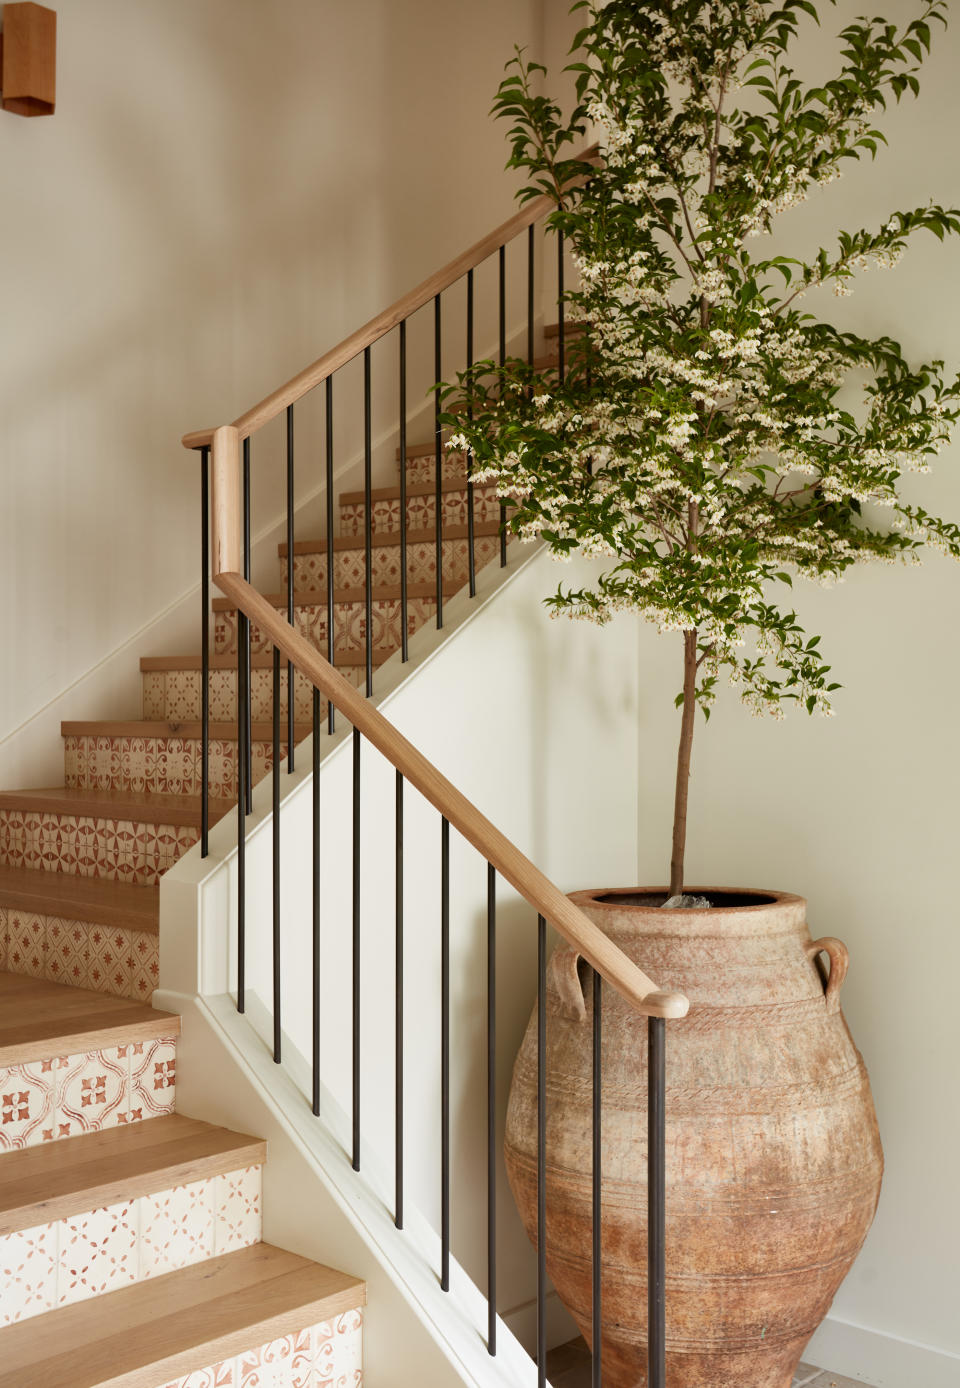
[441,3,960,1384]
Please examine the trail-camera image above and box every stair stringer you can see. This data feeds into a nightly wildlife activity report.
[158,540,646,1384]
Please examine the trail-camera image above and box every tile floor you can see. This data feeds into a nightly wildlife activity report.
[544,1340,874,1387]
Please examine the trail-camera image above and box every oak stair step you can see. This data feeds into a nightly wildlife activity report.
[0,1242,365,1388]
[0,866,158,934]
[0,787,232,829]
[0,1112,264,1237]
[0,972,179,1068]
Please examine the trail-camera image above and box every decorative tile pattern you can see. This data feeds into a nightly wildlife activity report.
[214,1165,262,1254]
[0,1060,54,1150]
[0,913,162,1001]
[55,1045,128,1137]
[0,810,198,884]
[281,532,503,595]
[405,448,469,485]
[63,733,286,798]
[140,1179,215,1279]
[129,1035,177,1118]
[5,910,46,978]
[159,1367,234,1388]
[58,1198,138,1304]
[238,1328,312,1388]
[340,482,500,536]
[314,1308,363,1387]
[0,1223,57,1325]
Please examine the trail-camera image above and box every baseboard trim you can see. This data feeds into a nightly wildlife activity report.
[805,1314,960,1388]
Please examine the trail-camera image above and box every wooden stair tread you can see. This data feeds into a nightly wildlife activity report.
[0,1113,265,1237]
[339,476,490,505]
[0,972,179,1067]
[61,720,314,740]
[279,519,502,556]
[0,1242,365,1388]
[0,866,159,933]
[0,787,232,828]
[207,579,463,615]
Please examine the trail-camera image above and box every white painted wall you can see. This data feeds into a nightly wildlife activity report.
[0,0,546,752]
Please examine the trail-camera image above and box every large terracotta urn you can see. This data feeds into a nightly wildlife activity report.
[504,888,883,1387]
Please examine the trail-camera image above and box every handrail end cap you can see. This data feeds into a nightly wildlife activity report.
[643,990,690,1020]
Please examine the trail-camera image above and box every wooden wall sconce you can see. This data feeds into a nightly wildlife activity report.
[0,3,57,117]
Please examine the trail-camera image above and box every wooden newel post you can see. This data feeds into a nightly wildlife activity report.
[211,426,243,578]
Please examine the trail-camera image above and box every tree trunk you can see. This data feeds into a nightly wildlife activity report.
[669,629,698,897]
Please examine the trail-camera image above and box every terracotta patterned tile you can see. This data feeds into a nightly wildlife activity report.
[208,740,237,799]
[140,1178,215,1279]
[214,1165,262,1254]
[54,1046,128,1137]
[21,811,43,870]
[0,1061,54,1150]
[142,671,167,719]
[36,813,74,873]
[166,671,202,721]
[238,1327,312,1388]
[0,1222,57,1324]
[314,1308,363,1387]
[155,737,197,795]
[130,1036,177,1117]
[215,610,238,656]
[119,738,152,795]
[44,918,91,991]
[125,928,160,999]
[58,1199,138,1304]
[63,737,81,789]
[6,911,47,979]
[90,735,121,790]
[0,907,6,971]
[0,810,24,867]
[74,816,101,878]
[210,669,235,721]
[107,819,145,883]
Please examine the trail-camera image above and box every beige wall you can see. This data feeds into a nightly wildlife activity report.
[0,0,544,746]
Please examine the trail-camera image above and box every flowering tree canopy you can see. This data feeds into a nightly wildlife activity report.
[442,0,960,726]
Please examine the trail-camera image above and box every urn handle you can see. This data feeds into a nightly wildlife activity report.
[549,945,588,1022]
[806,936,849,1014]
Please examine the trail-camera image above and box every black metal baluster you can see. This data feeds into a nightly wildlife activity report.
[537,914,547,1386]
[434,294,444,630]
[498,245,508,568]
[648,1017,667,1388]
[527,224,535,367]
[466,269,476,598]
[441,815,450,1291]
[312,687,321,1116]
[325,376,336,734]
[363,346,373,697]
[399,321,409,662]
[286,404,295,772]
[200,446,210,858]
[242,438,252,814]
[592,969,603,1387]
[395,769,404,1228]
[272,645,281,1064]
[236,616,246,1014]
[487,863,497,1354]
[352,726,361,1172]
[557,229,566,386]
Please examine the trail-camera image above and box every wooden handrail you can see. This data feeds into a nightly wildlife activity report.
[210,425,686,1019]
[183,148,599,452]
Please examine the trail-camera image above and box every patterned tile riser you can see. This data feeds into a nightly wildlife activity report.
[63,737,289,800]
[156,1310,363,1388]
[404,451,469,486]
[339,483,500,535]
[0,1035,176,1154]
[0,810,198,886]
[213,598,437,662]
[281,533,504,594]
[0,1164,261,1326]
[0,908,159,1000]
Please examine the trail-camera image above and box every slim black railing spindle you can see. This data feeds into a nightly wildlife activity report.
[527,224,535,367]
[557,229,566,386]
[286,404,295,772]
[592,969,603,1387]
[363,346,373,697]
[434,295,444,630]
[200,445,210,858]
[648,1018,667,1388]
[395,769,404,1228]
[440,816,451,1292]
[537,913,547,1386]
[498,244,508,568]
[399,321,409,662]
[325,376,336,734]
[352,726,361,1172]
[486,863,497,1354]
[242,438,252,814]
[466,269,476,598]
[236,618,247,1014]
[272,645,281,1064]
[312,687,321,1116]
